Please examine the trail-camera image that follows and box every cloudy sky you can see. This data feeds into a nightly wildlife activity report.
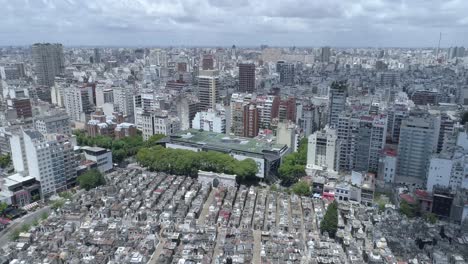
[1,0,467,47]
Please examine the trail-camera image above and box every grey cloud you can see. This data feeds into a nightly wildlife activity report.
[0,0,467,46]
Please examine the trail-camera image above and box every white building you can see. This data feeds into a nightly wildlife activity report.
[63,85,93,123]
[81,146,113,173]
[198,70,220,111]
[192,108,226,133]
[113,86,135,123]
[34,111,71,135]
[377,149,397,184]
[307,126,340,172]
[141,111,181,140]
[10,130,76,198]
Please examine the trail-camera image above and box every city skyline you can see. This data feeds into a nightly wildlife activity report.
[1,0,468,47]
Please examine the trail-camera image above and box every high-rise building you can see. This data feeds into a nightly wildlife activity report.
[320,46,331,63]
[7,98,32,119]
[113,86,135,123]
[279,63,294,85]
[230,93,255,136]
[238,63,255,93]
[192,109,226,133]
[243,104,259,138]
[202,54,214,70]
[198,70,220,111]
[93,48,101,64]
[327,81,347,128]
[278,97,296,122]
[10,130,76,198]
[256,95,280,129]
[396,115,440,187]
[63,85,93,123]
[32,43,64,87]
[307,126,340,172]
[337,114,387,172]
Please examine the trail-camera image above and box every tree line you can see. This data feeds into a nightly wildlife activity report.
[278,138,308,186]
[74,130,165,163]
[136,145,258,183]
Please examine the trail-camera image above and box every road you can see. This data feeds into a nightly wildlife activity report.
[0,206,51,248]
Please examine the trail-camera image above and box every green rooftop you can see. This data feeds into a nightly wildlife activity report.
[170,129,287,155]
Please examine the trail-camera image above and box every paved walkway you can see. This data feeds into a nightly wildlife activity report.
[252,230,262,264]
[211,227,226,264]
[197,188,216,224]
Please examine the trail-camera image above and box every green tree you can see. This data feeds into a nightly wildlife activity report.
[0,201,7,214]
[10,229,21,241]
[51,199,65,210]
[291,181,310,196]
[278,138,308,186]
[20,223,30,233]
[400,200,416,218]
[32,218,39,226]
[41,212,49,220]
[77,169,106,191]
[425,213,437,224]
[0,154,11,168]
[320,201,338,238]
[146,134,166,147]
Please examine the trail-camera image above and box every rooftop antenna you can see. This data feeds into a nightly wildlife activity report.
[436,32,442,60]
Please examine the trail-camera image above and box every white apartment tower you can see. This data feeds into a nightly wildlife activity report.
[307,126,340,172]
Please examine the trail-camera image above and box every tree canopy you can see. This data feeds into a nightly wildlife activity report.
[278,138,308,186]
[0,154,11,168]
[74,130,164,163]
[291,180,310,196]
[136,146,258,183]
[77,169,106,191]
[320,201,338,238]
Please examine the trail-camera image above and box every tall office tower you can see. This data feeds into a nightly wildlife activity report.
[396,115,440,187]
[327,81,347,128]
[279,63,295,85]
[386,101,410,143]
[307,126,340,172]
[238,63,255,93]
[32,43,64,87]
[320,46,331,63]
[94,48,101,64]
[243,104,259,138]
[202,54,214,70]
[113,86,135,123]
[276,60,285,73]
[337,114,387,172]
[10,130,76,198]
[256,95,280,129]
[192,109,226,133]
[63,85,93,123]
[231,45,237,60]
[198,70,220,111]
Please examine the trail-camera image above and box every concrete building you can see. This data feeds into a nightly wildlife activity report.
[338,114,387,173]
[81,146,113,173]
[276,122,296,149]
[396,115,440,187]
[256,95,280,129]
[307,126,340,172]
[198,70,220,111]
[279,63,294,85]
[243,103,259,138]
[238,63,255,93]
[165,129,290,179]
[63,85,93,123]
[377,149,397,184]
[141,111,181,140]
[32,43,64,87]
[320,46,331,63]
[192,108,226,133]
[113,86,135,123]
[34,111,71,135]
[10,130,76,198]
[328,81,347,128]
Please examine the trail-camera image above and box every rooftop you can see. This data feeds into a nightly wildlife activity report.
[169,129,287,155]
